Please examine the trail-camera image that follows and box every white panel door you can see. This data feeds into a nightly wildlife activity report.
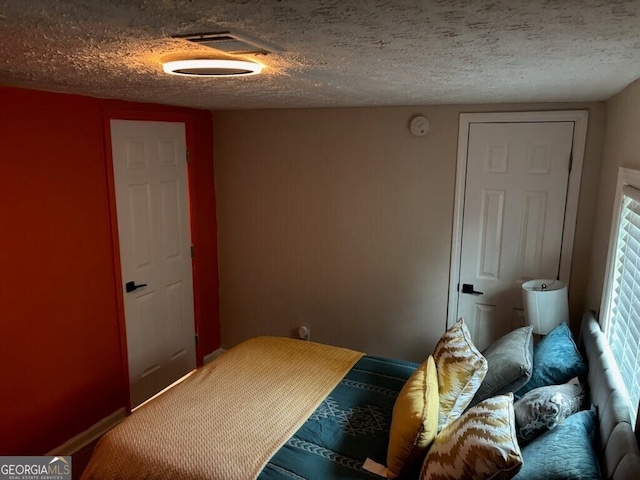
[457,122,574,350]
[110,119,196,408]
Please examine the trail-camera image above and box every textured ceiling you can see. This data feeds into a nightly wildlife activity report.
[1,0,639,109]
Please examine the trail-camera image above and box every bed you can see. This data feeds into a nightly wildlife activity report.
[81,311,640,480]
[577,310,640,479]
[81,336,406,480]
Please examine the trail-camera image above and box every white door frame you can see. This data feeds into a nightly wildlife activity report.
[110,119,196,408]
[447,110,589,328]
[104,109,202,413]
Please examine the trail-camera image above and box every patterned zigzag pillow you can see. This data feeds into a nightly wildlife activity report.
[433,318,488,431]
[421,393,523,480]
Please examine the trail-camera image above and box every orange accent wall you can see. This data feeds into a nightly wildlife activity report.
[0,86,220,455]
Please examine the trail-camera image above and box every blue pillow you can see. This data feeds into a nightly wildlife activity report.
[515,323,587,397]
[512,408,600,480]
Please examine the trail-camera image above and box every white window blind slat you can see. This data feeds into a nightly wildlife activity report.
[605,186,640,426]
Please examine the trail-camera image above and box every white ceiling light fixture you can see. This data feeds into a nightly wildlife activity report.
[162,59,262,77]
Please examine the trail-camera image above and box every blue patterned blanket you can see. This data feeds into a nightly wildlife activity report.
[258,355,419,480]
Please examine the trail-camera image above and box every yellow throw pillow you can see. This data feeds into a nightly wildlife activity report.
[386,356,439,479]
[420,393,522,480]
[433,318,488,431]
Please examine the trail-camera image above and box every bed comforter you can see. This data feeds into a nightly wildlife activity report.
[81,337,364,480]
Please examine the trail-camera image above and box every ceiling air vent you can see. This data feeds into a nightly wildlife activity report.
[173,31,284,55]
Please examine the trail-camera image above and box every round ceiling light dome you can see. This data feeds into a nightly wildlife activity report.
[163,59,262,77]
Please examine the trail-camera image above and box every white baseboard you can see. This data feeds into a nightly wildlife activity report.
[47,407,127,456]
[203,348,226,364]
[48,351,225,456]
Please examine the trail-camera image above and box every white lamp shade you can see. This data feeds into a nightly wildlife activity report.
[522,279,569,335]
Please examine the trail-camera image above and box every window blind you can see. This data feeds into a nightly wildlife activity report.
[605,184,640,425]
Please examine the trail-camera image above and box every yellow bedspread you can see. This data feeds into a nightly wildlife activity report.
[81,337,363,480]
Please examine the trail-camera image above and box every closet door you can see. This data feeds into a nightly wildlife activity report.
[111,119,196,407]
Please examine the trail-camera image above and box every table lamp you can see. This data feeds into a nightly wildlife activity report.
[522,279,569,335]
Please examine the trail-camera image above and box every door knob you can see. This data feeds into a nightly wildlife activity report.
[461,283,484,295]
[125,281,148,293]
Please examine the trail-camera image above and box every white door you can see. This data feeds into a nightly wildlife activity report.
[456,122,574,350]
[110,120,196,408]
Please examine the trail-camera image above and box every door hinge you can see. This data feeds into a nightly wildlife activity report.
[568,149,573,173]
[186,149,190,163]
[191,245,195,258]
[195,334,199,349]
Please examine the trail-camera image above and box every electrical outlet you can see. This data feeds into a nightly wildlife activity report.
[298,326,310,341]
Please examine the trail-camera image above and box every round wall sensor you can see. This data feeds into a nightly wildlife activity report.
[410,115,429,136]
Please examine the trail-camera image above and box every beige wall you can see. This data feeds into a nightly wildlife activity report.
[214,102,605,362]
[588,79,640,313]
